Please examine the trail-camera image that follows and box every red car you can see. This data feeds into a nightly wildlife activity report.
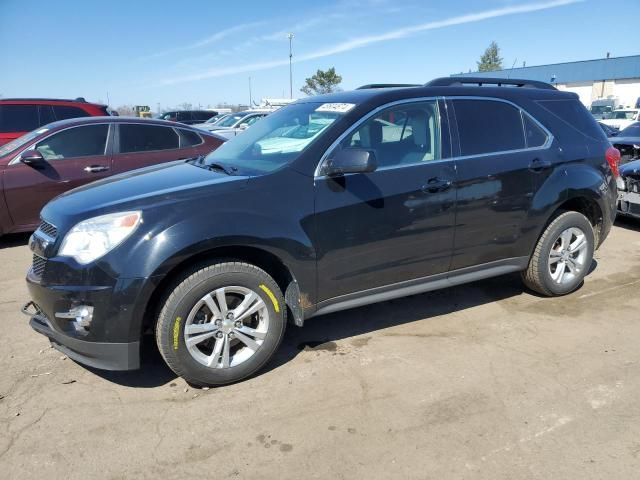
[0,98,111,146]
[0,117,225,235]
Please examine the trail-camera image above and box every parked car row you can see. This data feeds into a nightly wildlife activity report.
[193,109,272,139]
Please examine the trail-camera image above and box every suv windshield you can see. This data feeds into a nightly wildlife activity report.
[203,102,349,173]
[0,127,50,157]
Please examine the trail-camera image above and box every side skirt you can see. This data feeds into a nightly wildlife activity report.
[308,257,529,319]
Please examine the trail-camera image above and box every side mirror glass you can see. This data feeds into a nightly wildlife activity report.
[238,123,249,130]
[20,149,45,165]
[324,149,377,177]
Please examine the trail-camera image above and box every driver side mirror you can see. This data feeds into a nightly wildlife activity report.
[324,149,377,177]
[238,123,249,130]
[20,149,45,166]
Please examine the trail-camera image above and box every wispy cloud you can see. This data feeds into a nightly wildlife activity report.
[159,0,582,85]
[142,21,265,60]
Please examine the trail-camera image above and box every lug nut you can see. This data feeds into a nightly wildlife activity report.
[216,332,223,339]
[234,321,242,328]
[215,319,222,326]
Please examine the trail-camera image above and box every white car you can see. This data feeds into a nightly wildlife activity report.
[193,110,270,139]
[601,109,640,132]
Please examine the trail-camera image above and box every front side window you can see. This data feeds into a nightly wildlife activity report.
[242,115,265,127]
[453,99,525,156]
[203,102,345,174]
[119,124,179,153]
[331,100,441,168]
[35,124,108,160]
[0,105,39,132]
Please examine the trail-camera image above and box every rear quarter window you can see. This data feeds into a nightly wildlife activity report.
[53,105,91,120]
[536,99,606,140]
[178,129,203,147]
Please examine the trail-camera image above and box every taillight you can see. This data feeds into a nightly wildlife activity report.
[606,146,621,178]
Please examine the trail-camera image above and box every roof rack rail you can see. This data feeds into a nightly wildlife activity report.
[356,83,421,90]
[425,77,556,90]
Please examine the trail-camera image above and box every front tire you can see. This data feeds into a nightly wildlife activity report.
[156,262,286,386]
[522,211,594,296]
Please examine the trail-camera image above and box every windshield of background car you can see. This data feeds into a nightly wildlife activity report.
[619,123,640,137]
[614,110,638,119]
[0,127,48,157]
[203,102,351,173]
[217,113,245,127]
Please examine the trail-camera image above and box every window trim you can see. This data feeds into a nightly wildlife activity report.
[8,123,113,165]
[447,96,553,160]
[314,96,444,178]
[115,122,182,155]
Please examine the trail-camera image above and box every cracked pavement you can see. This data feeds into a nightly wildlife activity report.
[1,220,640,479]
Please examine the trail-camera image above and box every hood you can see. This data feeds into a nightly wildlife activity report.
[41,160,249,227]
[611,137,640,145]
[620,159,640,177]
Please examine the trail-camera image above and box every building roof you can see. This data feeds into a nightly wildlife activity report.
[452,55,640,84]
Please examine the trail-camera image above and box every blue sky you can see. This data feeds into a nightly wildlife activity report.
[1,0,639,110]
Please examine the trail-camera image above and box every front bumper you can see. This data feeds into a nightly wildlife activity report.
[617,190,640,219]
[24,256,159,371]
[22,302,139,370]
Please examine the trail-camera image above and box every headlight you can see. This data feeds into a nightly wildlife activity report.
[59,211,142,264]
[616,176,626,191]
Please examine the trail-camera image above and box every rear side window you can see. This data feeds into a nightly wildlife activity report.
[0,105,39,132]
[53,105,91,120]
[178,129,203,147]
[453,99,525,156]
[536,99,605,140]
[35,124,108,160]
[176,112,191,122]
[193,111,214,121]
[119,124,179,153]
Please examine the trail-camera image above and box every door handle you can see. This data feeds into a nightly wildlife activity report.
[84,165,110,173]
[422,177,452,194]
[528,158,552,172]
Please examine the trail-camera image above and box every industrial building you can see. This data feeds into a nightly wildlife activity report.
[452,54,640,108]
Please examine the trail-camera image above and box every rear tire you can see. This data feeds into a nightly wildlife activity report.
[522,211,594,296]
[155,262,286,387]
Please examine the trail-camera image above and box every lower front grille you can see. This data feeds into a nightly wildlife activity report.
[31,254,47,278]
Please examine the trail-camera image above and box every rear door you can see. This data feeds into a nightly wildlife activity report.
[3,123,112,229]
[447,98,552,270]
[113,123,186,173]
[313,99,457,301]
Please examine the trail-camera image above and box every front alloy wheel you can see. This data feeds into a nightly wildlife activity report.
[156,262,286,386]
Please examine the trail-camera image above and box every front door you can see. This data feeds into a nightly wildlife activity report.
[313,99,457,302]
[3,123,112,230]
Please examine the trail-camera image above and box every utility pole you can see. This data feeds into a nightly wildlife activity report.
[249,76,253,107]
[287,33,294,99]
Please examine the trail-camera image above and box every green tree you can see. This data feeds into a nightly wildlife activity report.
[477,41,503,72]
[300,67,343,95]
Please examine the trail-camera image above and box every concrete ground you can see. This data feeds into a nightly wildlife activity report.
[1,220,639,480]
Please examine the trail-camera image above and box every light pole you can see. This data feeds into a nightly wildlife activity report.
[287,33,294,99]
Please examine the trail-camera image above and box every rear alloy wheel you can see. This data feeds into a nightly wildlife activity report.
[522,211,594,296]
[156,262,286,386]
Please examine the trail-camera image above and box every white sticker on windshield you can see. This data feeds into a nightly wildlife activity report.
[315,103,355,113]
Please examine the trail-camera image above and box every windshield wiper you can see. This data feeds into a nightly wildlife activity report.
[206,162,237,175]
